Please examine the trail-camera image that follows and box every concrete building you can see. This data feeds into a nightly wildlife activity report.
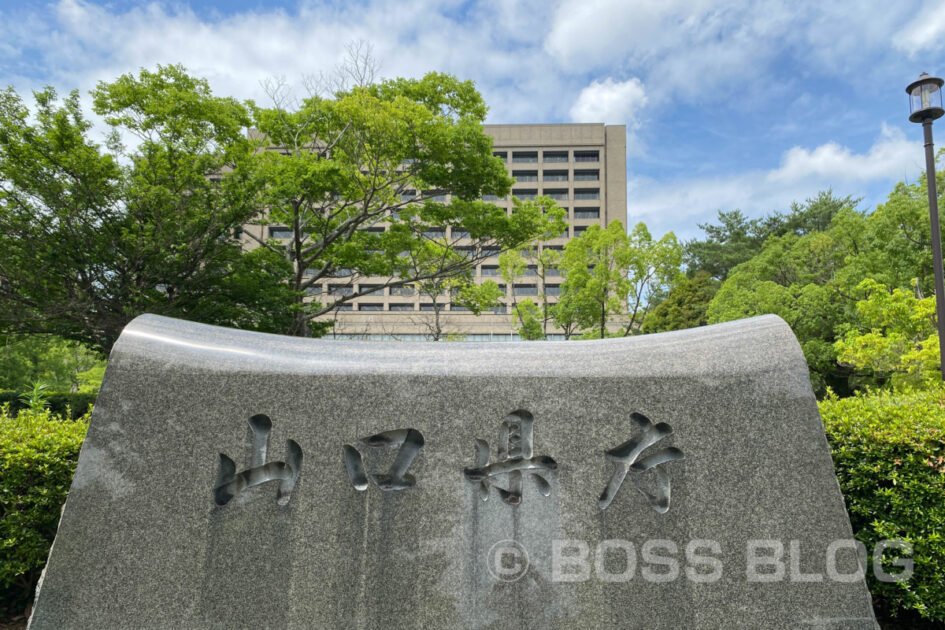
[244,123,627,340]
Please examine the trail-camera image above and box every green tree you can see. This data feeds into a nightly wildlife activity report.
[835,279,939,389]
[706,209,870,394]
[560,221,632,339]
[411,240,503,341]
[642,271,719,333]
[244,74,564,336]
[683,209,769,280]
[621,222,683,335]
[684,191,858,281]
[0,66,298,354]
[0,335,104,392]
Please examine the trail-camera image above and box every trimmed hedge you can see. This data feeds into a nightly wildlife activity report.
[0,391,96,419]
[0,406,88,618]
[820,387,945,623]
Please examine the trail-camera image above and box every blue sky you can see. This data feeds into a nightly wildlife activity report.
[1,0,944,239]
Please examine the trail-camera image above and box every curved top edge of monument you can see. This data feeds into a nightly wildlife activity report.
[109,313,808,380]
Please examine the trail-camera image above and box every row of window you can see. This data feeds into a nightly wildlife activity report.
[511,169,599,182]
[317,294,562,312]
[486,188,600,202]
[269,216,596,242]
[308,282,563,297]
[493,150,600,163]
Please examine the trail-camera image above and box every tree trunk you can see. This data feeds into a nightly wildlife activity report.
[600,301,606,339]
[289,298,310,336]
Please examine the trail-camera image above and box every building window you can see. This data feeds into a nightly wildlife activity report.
[543,150,569,162]
[481,265,500,276]
[332,267,355,277]
[424,190,448,202]
[423,228,446,239]
[574,188,600,200]
[336,304,353,311]
[450,304,470,311]
[361,226,385,233]
[542,170,569,181]
[545,266,561,276]
[574,225,590,235]
[399,190,417,202]
[451,228,470,239]
[512,188,538,200]
[481,246,501,257]
[493,151,507,162]
[483,193,502,201]
[543,188,569,201]
[359,284,384,295]
[329,284,353,295]
[305,285,324,295]
[512,170,538,182]
[389,303,415,311]
[544,245,564,252]
[491,304,507,314]
[269,226,293,239]
[419,303,437,311]
[514,284,539,296]
[390,285,414,296]
[574,150,599,162]
[358,303,384,311]
[574,207,600,219]
[523,265,539,276]
[544,284,561,295]
[574,169,599,181]
[512,151,538,163]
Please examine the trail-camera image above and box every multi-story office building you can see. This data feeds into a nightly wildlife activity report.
[243,123,627,340]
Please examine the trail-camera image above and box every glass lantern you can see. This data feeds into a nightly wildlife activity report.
[907,73,945,123]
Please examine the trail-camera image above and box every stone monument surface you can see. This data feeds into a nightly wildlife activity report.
[30,314,878,629]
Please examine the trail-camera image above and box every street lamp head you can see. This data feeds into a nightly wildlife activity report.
[907,73,945,123]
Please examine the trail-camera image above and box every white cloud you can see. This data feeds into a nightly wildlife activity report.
[628,125,925,238]
[544,0,920,103]
[768,124,918,183]
[544,0,785,102]
[0,0,565,125]
[894,0,945,56]
[570,76,648,155]
[570,77,647,125]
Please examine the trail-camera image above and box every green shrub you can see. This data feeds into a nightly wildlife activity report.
[0,405,88,618]
[820,386,945,623]
[0,391,96,419]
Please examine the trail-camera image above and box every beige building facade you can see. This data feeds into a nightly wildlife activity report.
[243,123,627,340]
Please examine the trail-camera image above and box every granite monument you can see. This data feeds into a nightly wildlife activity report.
[29,314,878,629]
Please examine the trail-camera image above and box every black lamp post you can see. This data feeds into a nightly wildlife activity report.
[907,73,945,381]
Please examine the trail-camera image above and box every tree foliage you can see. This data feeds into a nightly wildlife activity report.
[0,335,104,392]
[555,221,681,339]
[705,179,945,394]
[685,191,859,282]
[245,74,565,336]
[834,279,939,389]
[559,221,632,339]
[0,67,298,353]
[642,271,719,333]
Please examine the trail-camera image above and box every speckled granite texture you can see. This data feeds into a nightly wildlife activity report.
[29,314,877,629]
